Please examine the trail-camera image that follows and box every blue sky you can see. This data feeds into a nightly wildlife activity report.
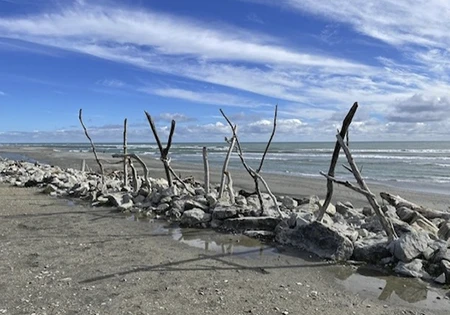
[0,0,449,142]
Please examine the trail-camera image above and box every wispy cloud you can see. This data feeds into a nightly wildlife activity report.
[0,90,5,96]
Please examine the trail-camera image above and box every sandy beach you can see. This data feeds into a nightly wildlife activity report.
[1,146,450,314]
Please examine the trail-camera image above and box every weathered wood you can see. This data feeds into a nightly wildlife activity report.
[129,161,140,192]
[78,109,104,184]
[219,131,236,199]
[144,112,175,186]
[202,147,210,194]
[112,153,149,189]
[220,106,282,217]
[80,159,86,172]
[316,102,358,221]
[224,171,235,204]
[123,118,128,188]
[380,192,450,220]
[320,172,375,198]
[337,134,397,241]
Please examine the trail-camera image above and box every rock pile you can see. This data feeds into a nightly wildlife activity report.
[1,158,449,284]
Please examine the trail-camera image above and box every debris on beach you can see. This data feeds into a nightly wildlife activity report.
[1,157,450,285]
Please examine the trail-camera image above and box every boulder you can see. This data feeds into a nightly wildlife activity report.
[391,231,431,262]
[275,221,354,261]
[180,209,212,227]
[441,260,450,284]
[353,237,390,263]
[438,222,450,241]
[222,217,281,232]
[394,259,426,278]
[184,199,209,212]
[161,185,179,198]
[335,202,363,219]
[212,205,238,220]
[282,197,298,210]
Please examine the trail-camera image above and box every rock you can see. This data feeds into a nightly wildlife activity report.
[441,260,450,284]
[276,221,354,261]
[161,185,179,198]
[353,237,390,263]
[180,209,212,227]
[394,259,425,278]
[195,187,205,196]
[434,273,446,285]
[243,230,275,240]
[222,217,281,232]
[185,200,209,212]
[156,203,170,214]
[318,200,336,216]
[438,222,450,241]
[167,208,182,221]
[206,193,218,207]
[362,206,374,217]
[105,193,133,210]
[282,197,298,210]
[41,184,58,195]
[172,198,187,212]
[335,202,364,219]
[210,219,223,229]
[235,195,247,206]
[212,205,238,220]
[151,178,169,191]
[391,231,431,262]
[396,206,416,223]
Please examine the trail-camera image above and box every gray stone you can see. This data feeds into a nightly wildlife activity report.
[394,259,425,278]
[243,230,275,240]
[362,206,374,217]
[172,199,187,212]
[180,209,212,226]
[206,193,218,207]
[335,202,364,219]
[353,237,390,263]
[222,217,281,232]
[159,196,172,205]
[235,195,247,206]
[391,231,431,262]
[438,222,450,241]
[161,185,179,198]
[275,221,354,261]
[396,206,416,223]
[185,199,209,212]
[195,187,205,196]
[441,260,450,284]
[318,200,336,216]
[210,219,223,229]
[282,197,298,210]
[156,203,171,214]
[167,208,182,221]
[212,205,238,220]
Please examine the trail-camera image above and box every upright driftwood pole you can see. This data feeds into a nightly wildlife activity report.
[219,130,237,199]
[123,118,128,188]
[78,109,104,184]
[220,106,282,217]
[316,102,358,221]
[202,146,210,194]
[144,112,175,186]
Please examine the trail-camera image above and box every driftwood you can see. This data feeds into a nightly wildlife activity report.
[324,134,397,241]
[224,171,235,204]
[202,147,210,194]
[112,153,149,189]
[123,118,128,188]
[316,102,358,221]
[219,129,237,199]
[220,106,283,218]
[380,192,450,221]
[129,161,140,192]
[78,109,104,184]
[144,111,175,186]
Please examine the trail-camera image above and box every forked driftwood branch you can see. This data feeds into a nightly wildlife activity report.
[78,109,104,183]
[144,111,175,186]
[220,106,283,217]
[316,102,358,221]
[144,112,194,194]
[321,133,398,241]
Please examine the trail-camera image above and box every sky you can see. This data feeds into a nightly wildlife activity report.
[0,0,450,143]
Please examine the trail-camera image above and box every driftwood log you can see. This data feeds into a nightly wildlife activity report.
[219,128,237,199]
[112,153,150,189]
[316,102,358,221]
[78,109,104,184]
[220,106,283,218]
[123,118,128,188]
[380,192,450,221]
[202,147,210,194]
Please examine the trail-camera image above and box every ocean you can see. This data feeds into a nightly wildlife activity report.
[2,141,450,195]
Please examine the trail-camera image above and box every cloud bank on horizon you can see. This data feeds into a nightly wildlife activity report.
[0,0,449,142]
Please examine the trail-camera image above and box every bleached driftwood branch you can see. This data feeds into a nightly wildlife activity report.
[220,106,283,218]
[123,118,128,188]
[316,102,358,221]
[219,129,237,199]
[78,109,104,184]
[144,111,175,186]
[112,153,149,189]
[380,192,450,221]
[203,146,210,194]
[336,134,397,241]
[224,171,235,204]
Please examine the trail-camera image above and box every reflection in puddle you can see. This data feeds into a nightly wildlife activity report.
[334,265,450,310]
[126,213,450,309]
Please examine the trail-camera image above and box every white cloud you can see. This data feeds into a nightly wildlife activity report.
[0,91,5,96]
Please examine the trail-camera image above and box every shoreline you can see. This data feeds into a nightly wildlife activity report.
[1,145,449,210]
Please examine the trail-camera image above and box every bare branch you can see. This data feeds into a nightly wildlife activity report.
[112,153,149,189]
[257,104,277,173]
[202,147,210,195]
[123,118,128,188]
[78,109,104,183]
[320,172,374,198]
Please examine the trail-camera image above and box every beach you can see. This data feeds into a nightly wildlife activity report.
[1,145,450,314]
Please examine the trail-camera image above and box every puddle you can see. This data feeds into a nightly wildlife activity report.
[125,213,450,310]
[126,214,277,257]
